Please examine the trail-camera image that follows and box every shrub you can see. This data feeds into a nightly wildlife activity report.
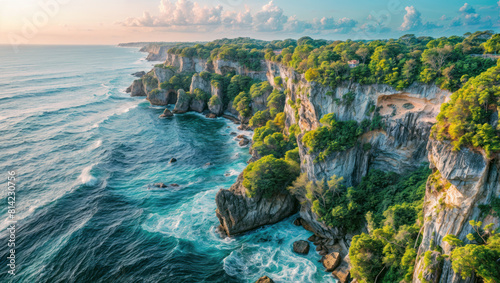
[250,81,273,98]
[209,94,221,106]
[193,88,210,101]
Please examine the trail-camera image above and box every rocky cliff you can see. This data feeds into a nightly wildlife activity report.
[215,173,298,236]
[127,53,498,282]
[413,140,499,283]
[140,45,170,61]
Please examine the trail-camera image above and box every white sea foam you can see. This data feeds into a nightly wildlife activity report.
[88,139,102,150]
[224,169,240,177]
[79,164,98,186]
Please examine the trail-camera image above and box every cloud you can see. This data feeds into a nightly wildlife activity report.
[451,2,490,27]
[459,3,475,14]
[253,1,288,31]
[120,0,358,34]
[400,6,440,31]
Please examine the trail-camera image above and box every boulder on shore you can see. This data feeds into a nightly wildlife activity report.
[322,252,341,272]
[332,255,351,283]
[255,276,274,283]
[239,138,250,146]
[293,240,310,255]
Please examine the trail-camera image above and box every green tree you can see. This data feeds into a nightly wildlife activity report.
[243,155,299,198]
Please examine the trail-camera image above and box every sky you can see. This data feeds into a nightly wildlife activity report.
[0,0,499,45]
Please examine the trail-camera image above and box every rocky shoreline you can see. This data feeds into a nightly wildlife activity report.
[126,50,499,283]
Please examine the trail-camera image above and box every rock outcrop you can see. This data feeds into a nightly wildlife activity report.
[153,66,174,84]
[413,140,499,283]
[322,252,341,272]
[147,89,177,106]
[141,45,170,61]
[189,73,211,94]
[159,108,173,118]
[189,98,206,113]
[128,79,146,96]
[173,89,190,114]
[208,84,224,116]
[215,173,298,236]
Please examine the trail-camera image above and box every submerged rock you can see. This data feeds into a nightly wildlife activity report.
[153,183,167,188]
[238,138,250,146]
[170,158,177,163]
[170,183,179,187]
[293,240,310,255]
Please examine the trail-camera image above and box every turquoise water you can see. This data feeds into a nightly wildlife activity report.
[0,45,334,282]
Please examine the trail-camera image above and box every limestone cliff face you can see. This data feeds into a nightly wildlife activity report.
[141,45,170,61]
[413,140,499,283]
[129,79,146,97]
[165,53,209,73]
[189,74,211,94]
[173,89,190,114]
[285,80,450,185]
[153,67,174,84]
[215,173,298,236]
[208,85,224,116]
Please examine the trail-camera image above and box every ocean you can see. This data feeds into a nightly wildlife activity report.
[0,45,334,282]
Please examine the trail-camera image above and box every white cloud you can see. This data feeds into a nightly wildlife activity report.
[459,3,475,14]
[400,6,439,31]
[453,2,484,26]
[253,1,288,31]
[400,6,421,31]
[120,0,358,34]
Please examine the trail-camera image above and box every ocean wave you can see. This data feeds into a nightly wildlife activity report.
[78,164,98,186]
[88,139,103,151]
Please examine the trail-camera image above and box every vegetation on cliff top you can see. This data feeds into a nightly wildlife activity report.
[432,61,500,156]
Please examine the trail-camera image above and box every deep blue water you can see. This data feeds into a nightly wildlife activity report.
[0,45,334,282]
